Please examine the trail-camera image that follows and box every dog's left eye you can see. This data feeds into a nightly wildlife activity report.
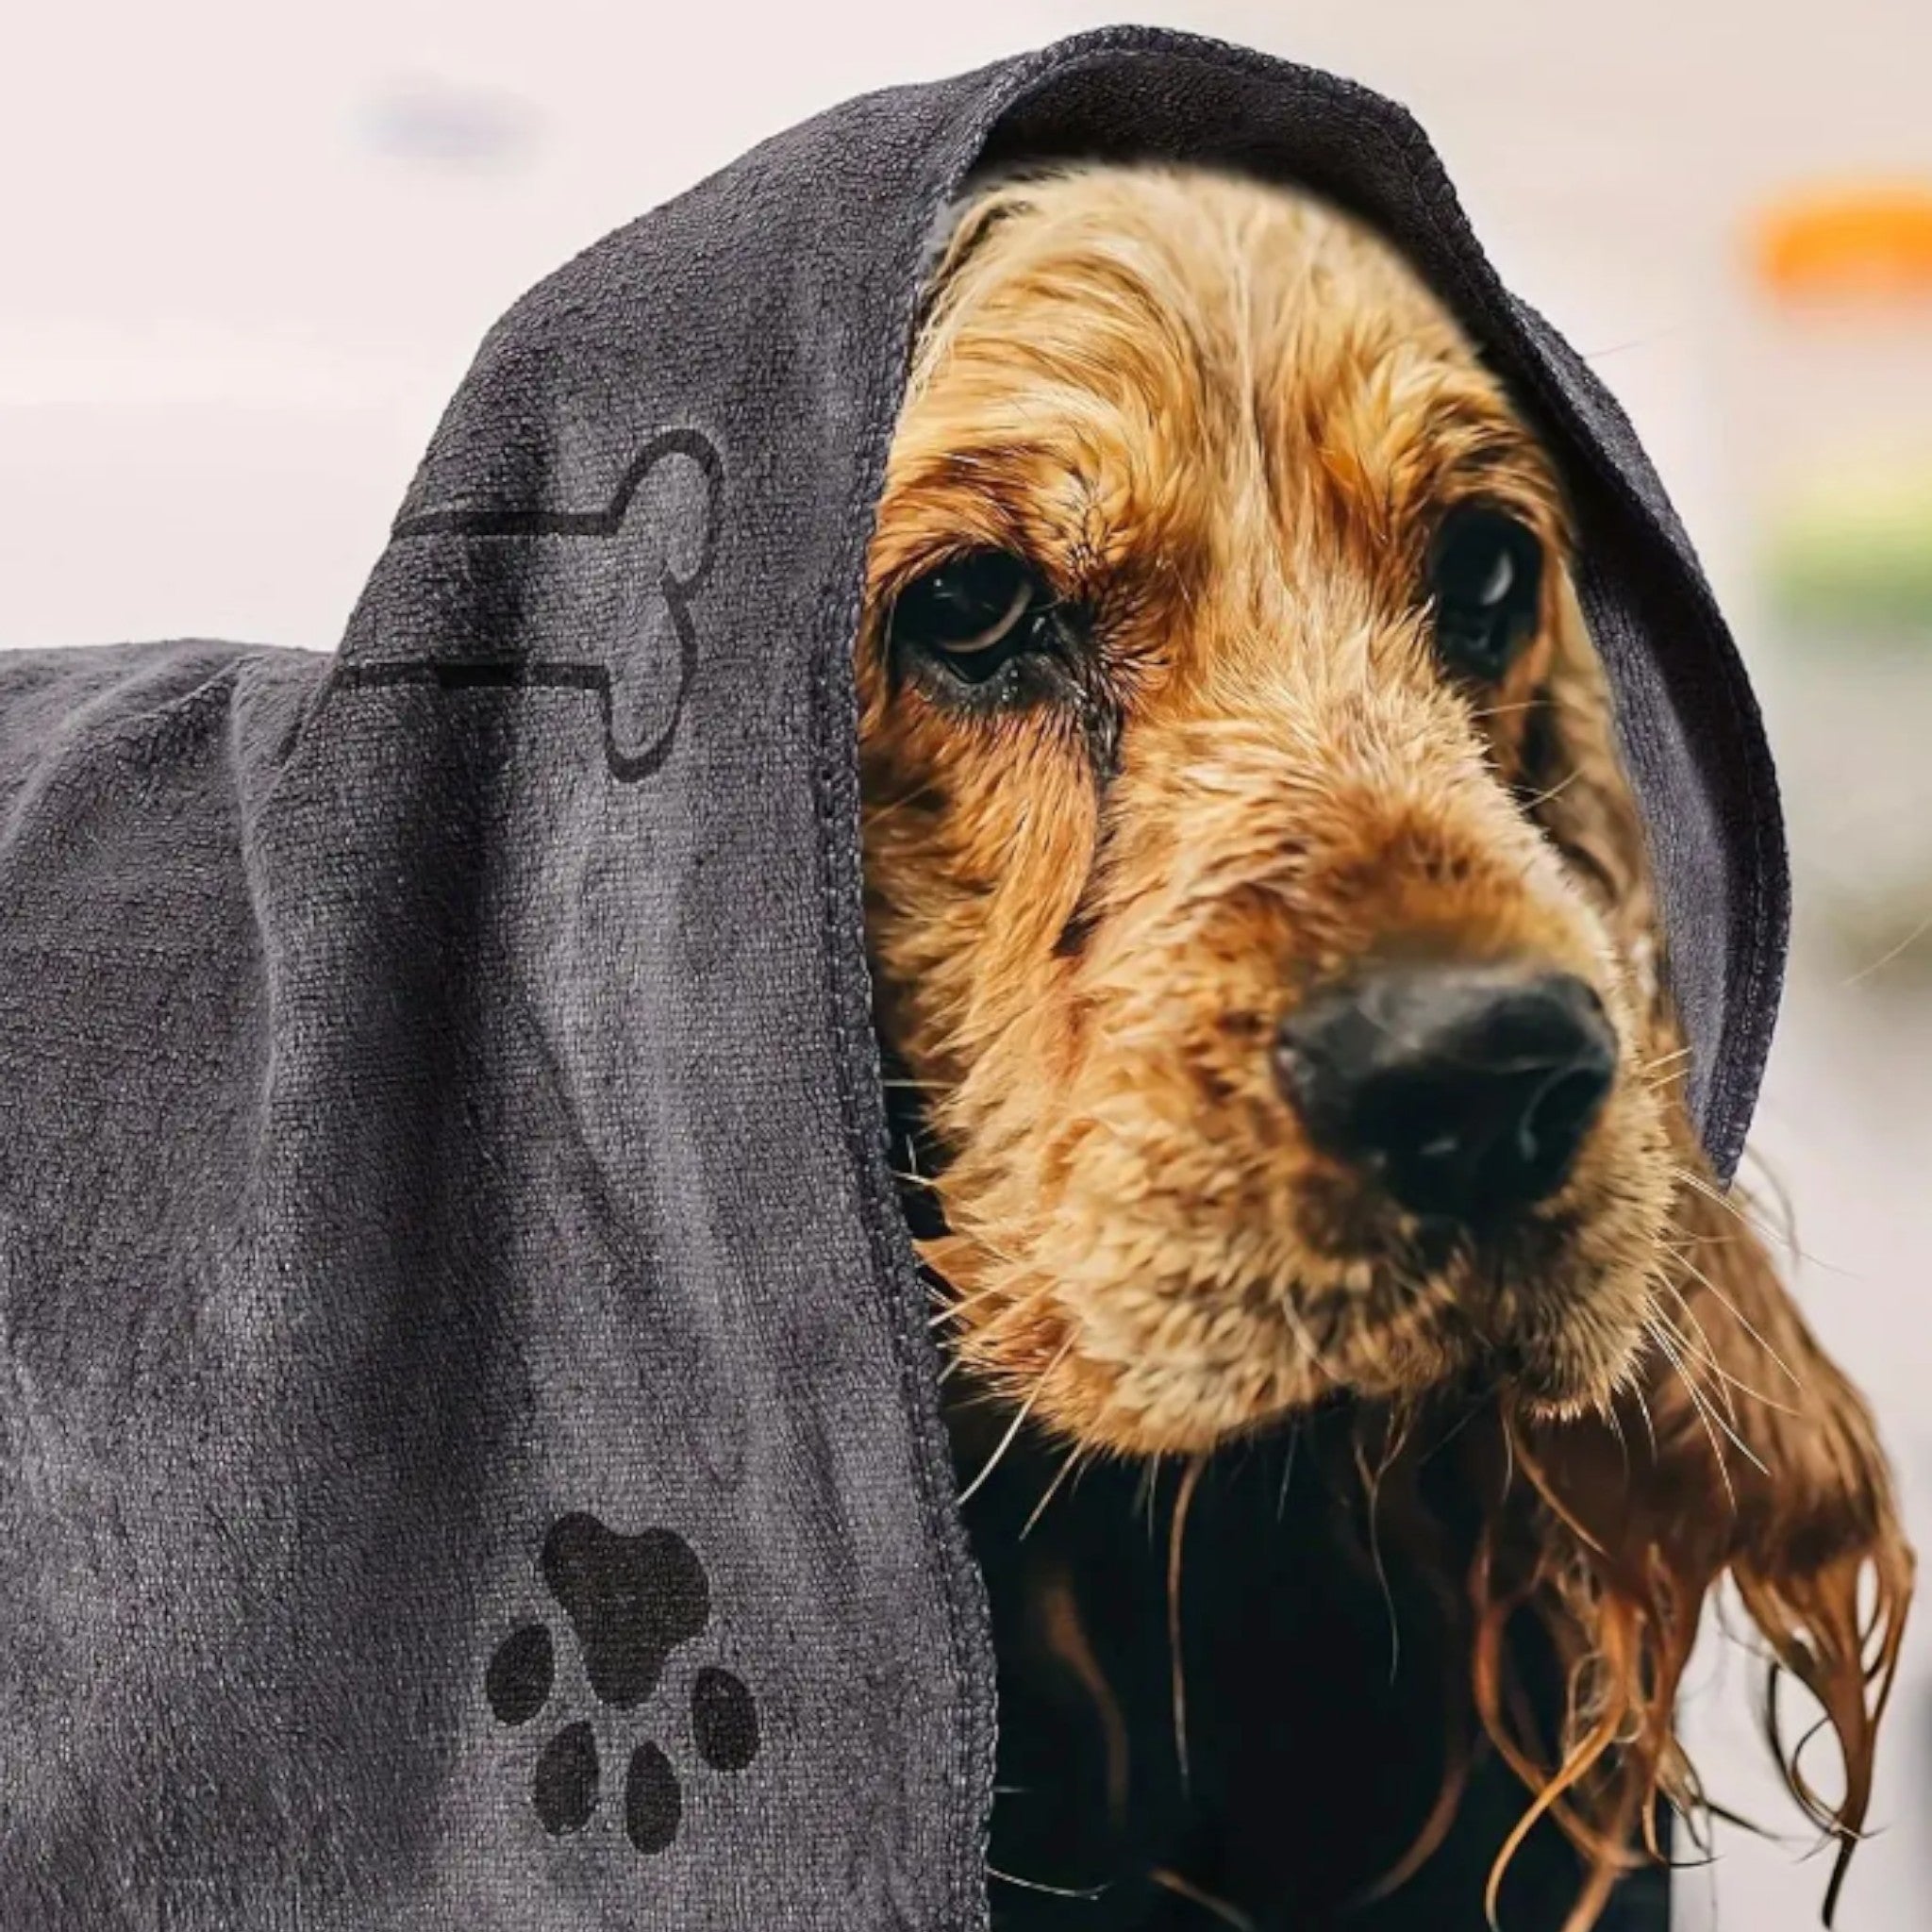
[887,551,1056,687]
[1427,506,1543,680]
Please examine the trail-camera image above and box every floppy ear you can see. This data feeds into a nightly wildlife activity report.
[1476,577,1914,1924]
[1494,1161,1912,1926]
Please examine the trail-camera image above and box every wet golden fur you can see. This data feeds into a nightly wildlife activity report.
[856,165,1910,1924]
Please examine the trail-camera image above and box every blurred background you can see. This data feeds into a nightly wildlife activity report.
[2,2,1926,1923]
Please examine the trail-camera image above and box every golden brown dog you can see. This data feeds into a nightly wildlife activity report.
[857,164,1909,1925]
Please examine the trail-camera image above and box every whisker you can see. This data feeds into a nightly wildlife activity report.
[988,1865,1110,1901]
[1629,1379,1660,1460]
[1672,1167,1849,1278]
[1690,1383,1772,1479]
[1418,1392,1487,1465]
[1653,1277,1799,1417]
[1659,1226,1747,1253]
[956,1335,1075,1507]
[1653,1323,1737,1510]
[1841,909,1932,988]
[1275,1420,1301,1523]
[1649,1320,1770,1496]
[1138,1455,1163,1541]
[1022,1441,1089,1541]
[1600,1394,1632,1478]
[928,1274,1050,1328]
[1581,325,1687,362]
[1739,1146,1812,1257]
[1664,1244,1805,1392]
[1513,766,1584,815]
[1647,1305,1740,1426]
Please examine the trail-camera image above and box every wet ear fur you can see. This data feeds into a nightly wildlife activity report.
[1473,579,1913,1928]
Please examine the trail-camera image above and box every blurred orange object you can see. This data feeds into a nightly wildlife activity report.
[1755,185,1932,304]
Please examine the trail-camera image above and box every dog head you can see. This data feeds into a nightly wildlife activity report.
[856,159,1908,1924]
[859,164,1672,1456]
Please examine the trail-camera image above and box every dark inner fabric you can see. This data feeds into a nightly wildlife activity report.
[960,1419,1673,1932]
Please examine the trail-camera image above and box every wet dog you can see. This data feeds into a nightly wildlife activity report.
[857,164,1908,1926]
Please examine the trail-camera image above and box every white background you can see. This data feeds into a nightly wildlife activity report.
[4,4,1929,1924]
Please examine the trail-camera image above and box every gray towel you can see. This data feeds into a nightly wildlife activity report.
[0,27,1780,1930]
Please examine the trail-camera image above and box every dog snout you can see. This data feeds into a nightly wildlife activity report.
[1274,964,1617,1223]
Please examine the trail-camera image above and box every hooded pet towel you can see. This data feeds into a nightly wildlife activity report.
[0,26,1784,1931]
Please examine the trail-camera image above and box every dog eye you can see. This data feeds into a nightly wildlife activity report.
[887,551,1053,685]
[1427,507,1543,680]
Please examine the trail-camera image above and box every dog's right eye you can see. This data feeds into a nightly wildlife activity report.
[887,551,1055,687]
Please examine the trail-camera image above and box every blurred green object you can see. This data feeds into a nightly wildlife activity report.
[1764,460,1932,636]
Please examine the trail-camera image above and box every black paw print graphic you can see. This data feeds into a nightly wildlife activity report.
[485,1512,759,1852]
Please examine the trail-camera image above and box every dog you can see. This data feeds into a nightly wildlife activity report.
[855,163,1911,1927]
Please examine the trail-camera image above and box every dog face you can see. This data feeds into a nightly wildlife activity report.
[855,163,1909,1919]
[858,165,1675,1455]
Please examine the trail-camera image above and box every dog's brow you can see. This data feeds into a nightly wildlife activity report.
[1415,397,1560,516]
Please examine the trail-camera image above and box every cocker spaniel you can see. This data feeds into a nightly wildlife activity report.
[857,163,1909,1929]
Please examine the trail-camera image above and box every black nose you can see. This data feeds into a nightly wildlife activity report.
[1274,965,1617,1222]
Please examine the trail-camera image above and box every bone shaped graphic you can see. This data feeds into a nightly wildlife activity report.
[341,427,724,781]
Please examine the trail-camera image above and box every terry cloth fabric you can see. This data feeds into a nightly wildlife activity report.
[0,26,1779,1931]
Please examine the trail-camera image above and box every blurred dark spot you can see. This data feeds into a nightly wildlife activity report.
[358,76,541,169]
